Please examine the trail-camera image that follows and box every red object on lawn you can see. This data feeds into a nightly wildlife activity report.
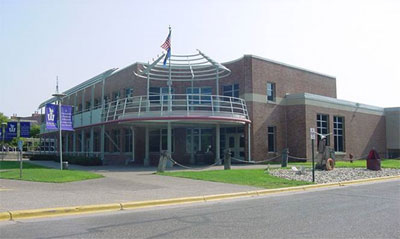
[366,149,381,170]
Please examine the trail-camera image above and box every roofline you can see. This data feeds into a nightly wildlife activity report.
[38,68,118,109]
[223,55,336,79]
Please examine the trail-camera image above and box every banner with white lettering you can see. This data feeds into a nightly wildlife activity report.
[45,103,58,130]
[5,122,17,140]
[61,105,73,131]
[20,122,31,138]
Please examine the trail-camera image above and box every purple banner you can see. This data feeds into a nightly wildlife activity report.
[45,103,58,130]
[45,103,74,131]
[20,122,31,138]
[61,105,73,131]
[5,122,17,140]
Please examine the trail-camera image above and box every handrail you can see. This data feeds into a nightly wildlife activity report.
[98,94,249,122]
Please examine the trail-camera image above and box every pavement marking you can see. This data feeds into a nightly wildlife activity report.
[0,175,399,222]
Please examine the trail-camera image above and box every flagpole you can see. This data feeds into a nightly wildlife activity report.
[168,26,172,112]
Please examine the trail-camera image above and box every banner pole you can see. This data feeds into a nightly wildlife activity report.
[58,99,63,170]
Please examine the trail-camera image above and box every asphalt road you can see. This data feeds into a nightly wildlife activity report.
[1,180,399,239]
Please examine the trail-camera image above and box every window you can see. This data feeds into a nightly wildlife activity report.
[186,128,213,153]
[112,129,120,152]
[334,116,345,152]
[124,129,132,152]
[104,131,109,152]
[113,91,120,101]
[93,132,99,152]
[149,129,174,152]
[94,99,100,108]
[125,88,133,98]
[149,87,174,104]
[317,114,330,146]
[85,101,91,110]
[267,126,276,152]
[223,84,239,98]
[267,82,276,101]
[186,87,212,104]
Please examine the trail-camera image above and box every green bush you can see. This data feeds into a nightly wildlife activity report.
[29,154,102,166]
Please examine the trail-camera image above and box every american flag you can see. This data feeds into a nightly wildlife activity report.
[161,30,171,50]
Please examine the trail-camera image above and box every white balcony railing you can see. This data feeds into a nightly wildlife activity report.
[102,94,249,122]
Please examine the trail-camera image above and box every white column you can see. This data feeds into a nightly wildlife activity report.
[248,123,251,162]
[144,127,149,166]
[100,125,105,162]
[190,128,195,164]
[72,131,76,155]
[131,127,135,163]
[90,127,94,156]
[167,122,172,168]
[216,124,220,164]
[81,129,84,154]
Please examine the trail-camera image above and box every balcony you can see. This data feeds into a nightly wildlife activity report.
[102,94,249,124]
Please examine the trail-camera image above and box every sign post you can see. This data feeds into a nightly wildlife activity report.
[310,128,316,183]
[18,140,23,178]
[50,93,67,170]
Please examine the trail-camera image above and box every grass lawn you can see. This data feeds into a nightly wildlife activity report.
[288,159,400,169]
[0,161,103,183]
[160,169,312,189]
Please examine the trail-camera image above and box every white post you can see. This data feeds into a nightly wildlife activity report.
[190,128,195,164]
[58,99,63,170]
[131,127,135,163]
[216,124,220,164]
[167,122,172,167]
[248,123,251,162]
[100,125,105,162]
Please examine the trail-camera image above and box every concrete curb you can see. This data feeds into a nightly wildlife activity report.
[1,175,399,221]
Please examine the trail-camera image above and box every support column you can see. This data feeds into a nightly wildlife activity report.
[248,123,251,162]
[90,127,94,156]
[167,122,172,168]
[130,127,135,163]
[65,133,69,154]
[190,128,195,164]
[144,127,149,166]
[216,124,220,164]
[72,131,76,155]
[100,125,105,162]
[81,129,84,154]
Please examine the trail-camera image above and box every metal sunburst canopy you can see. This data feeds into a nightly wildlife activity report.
[135,49,231,82]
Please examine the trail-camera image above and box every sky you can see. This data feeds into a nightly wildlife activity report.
[0,0,399,117]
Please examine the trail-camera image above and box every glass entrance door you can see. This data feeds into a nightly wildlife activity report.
[225,134,245,159]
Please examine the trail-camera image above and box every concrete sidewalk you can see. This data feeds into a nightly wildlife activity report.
[0,160,270,212]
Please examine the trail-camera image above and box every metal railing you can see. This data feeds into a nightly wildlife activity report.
[101,94,249,122]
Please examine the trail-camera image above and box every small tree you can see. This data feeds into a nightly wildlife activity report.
[30,124,40,138]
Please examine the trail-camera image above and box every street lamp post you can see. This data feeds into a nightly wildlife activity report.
[52,93,66,170]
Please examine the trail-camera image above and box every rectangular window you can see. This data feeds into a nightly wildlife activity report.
[186,87,212,104]
[93,132,99,152]
[149,87,174,104]
[113,91,120,101]
[85,101,91,110]
[149,129,174,152]
[124,129,132,152]
[186,128,213,153]
[125,88,133,98]
[94,99,100,108]
[316,114,330,146]
[223,84,239,98]
[334,116,345,152]
[104,131,109,152]
[267,82,276,101]
[267,126,276,152]
[112,129,120,152]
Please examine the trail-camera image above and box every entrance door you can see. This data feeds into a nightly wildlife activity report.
[225,134,245,159]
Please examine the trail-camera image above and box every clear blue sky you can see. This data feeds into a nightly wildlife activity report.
[1,0,399,117]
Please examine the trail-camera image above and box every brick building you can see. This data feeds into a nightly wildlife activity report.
[38,51,400,165]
